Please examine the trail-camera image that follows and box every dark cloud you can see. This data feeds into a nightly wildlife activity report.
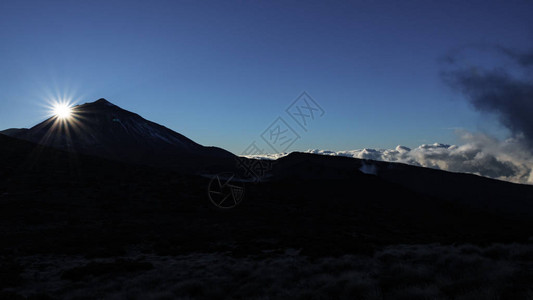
[442,47,533,148]
[497,47,533,67]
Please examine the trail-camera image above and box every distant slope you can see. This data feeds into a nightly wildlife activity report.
[272,152,533,217]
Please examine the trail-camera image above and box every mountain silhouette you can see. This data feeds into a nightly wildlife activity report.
[1,98,235,172]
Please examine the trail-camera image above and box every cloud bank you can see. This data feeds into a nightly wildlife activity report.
[306,131,533,184]
[244,130,533,184]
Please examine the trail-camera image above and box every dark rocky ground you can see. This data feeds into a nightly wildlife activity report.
[0,134,532,299]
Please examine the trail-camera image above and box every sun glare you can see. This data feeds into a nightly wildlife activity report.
[53,103,72,119]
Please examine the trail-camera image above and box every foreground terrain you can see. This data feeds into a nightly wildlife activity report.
[0,134,532,299]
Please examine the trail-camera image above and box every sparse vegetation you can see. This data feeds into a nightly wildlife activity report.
[2,244,532,299]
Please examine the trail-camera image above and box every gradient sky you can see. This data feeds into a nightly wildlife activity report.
[1,0,532,154]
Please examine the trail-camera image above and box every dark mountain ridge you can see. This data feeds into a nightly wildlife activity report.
[272,152,533,217]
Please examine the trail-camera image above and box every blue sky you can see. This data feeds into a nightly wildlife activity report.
[1,0,532,154]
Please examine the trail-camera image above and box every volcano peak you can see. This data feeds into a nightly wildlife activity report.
[91,98,116,107]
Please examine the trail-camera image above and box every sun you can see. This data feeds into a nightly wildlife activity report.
[52,103,72,119]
